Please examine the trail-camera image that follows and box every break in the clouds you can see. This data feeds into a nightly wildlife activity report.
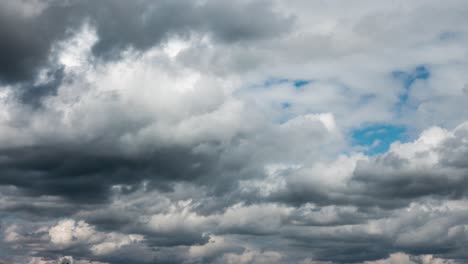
[1,0,468,263]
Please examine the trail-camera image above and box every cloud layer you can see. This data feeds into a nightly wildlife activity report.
[1,0,468,263]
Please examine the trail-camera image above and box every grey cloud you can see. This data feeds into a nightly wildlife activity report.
[0,0,292,83]
[2,1,468,264]
[260,124,468,211]
[0,0,292,107]
[281,206,468,263]
[0,143,250,203]
[351,157,468,203]
[0,1,71,83]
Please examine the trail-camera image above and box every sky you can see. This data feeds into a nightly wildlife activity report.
[1,0,468,263]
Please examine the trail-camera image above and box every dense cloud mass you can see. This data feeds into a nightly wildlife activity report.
[1,0,468,263]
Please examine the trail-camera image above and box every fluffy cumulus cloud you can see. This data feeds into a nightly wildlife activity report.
[1,0,468,263]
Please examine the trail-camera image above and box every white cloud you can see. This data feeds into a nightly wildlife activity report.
[48,219,143,256]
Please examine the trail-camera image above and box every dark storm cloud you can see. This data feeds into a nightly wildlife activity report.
[0,125,266,218]
[0,2,72,83]
[351,155,468,203]
[0,143,236,203]
[0,0,292,86]
[288,234,392,263]
[144,231,209,247]
[283,208,468,263]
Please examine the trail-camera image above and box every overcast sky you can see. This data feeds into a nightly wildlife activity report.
[1,1,468,263]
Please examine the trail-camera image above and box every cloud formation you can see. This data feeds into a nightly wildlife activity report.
[1,0,468,263]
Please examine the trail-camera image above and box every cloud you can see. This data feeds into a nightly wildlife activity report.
[0,0,292,84]
[1,1,468,264]
[365,252,457,264]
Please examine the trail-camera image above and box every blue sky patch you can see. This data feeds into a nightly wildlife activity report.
[351,124,407,155]
[392,65,430,89]
[293,80,310,88]
[392,65,430,109]
[260,78,311,89]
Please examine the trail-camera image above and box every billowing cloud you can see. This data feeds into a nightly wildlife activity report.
[1,0,468,263]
